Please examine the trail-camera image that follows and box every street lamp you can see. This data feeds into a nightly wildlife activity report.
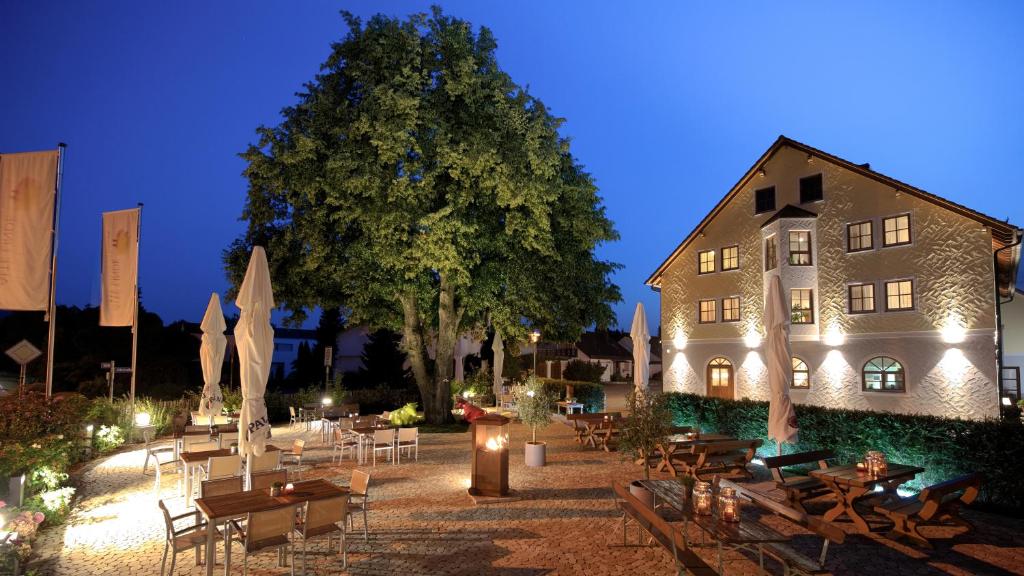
[529,329,541,375]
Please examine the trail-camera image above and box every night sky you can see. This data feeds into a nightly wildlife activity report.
[3,1,1022,331]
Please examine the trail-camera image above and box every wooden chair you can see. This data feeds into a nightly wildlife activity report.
[159,499,218,576]
[671,439,763,480]
[226,505,298,575]
[281,439,306,478]
[873,473,981,548]
[610,483,716,575]
[397,427,419,463]
[720,479,845,575]
[295,496,349,572]
[288,406,300,428]
[249,469,287,491]
[762,449,836,513]
[371,430,395,466]
[348,470,371,541]
[249,450,281,476]
[199,476,243,549]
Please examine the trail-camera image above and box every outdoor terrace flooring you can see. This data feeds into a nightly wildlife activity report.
[30,419,1024,575]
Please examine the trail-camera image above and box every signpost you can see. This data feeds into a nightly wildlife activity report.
[323,345,333,396]
[6,340,43,397]
[99,361,132,401]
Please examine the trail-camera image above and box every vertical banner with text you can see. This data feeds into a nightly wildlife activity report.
[0,150,59,311]
[100,208,140,326]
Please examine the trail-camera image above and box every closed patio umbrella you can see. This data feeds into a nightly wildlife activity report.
[198,292,226,419]
[630,302,651,393]
[491,330,504,401]
[235,247,274,457]
[765,275,799,454]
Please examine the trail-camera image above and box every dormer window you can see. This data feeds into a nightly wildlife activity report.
[799,174,823,203]
[755,186,776,214]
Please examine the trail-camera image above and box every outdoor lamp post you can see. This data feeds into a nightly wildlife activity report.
[529,329,541,375]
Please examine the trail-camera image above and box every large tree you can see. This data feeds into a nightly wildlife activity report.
[225,8,620,423]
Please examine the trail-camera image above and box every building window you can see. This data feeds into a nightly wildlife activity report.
[722,297,740,322]
[791,289,814,324]
[885,279,914,311]
[788,231,812,266]
[765,235,777,271]
[863,356,905,392]
[792,357,810,388]
[721,245,739,271]
[698,250,716,274]
[848,283,876,313]
[699,299,717,323]
[799,174,823,203]
[755,186,776,214]
[883,214,911,247]
[847,221,873,252]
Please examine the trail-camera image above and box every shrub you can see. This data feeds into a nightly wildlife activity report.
[664,392,1024,510]
[452,369,495,407]
[388,403,419,427]
[539,379,605,413]
[93,425,124,453]
[0,435,76,486]
[0,393,90,443]
[562,360,605,383]
[24,486,75,526]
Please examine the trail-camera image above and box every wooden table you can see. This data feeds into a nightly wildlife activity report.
[809,463,924,532]
[556,401,584,415]
[195,478,349,576]
[180,445,280,506]
[655,434,736,476]
[640,479,789,574]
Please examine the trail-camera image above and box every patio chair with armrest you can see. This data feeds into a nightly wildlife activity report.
[371,429,395,466]
[332,428,360,464]
[397,427,419,463]
[249,469,287,491]
[225,504,299,575]
[348,469,371,541]
[294,496,350,572]
[281,439,306,479]
[159,499,221,576]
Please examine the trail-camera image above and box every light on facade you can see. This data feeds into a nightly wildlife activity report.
[744,331,761,349]
[673,334,688,351]
[941,314,967,344]
[823,325,845,347]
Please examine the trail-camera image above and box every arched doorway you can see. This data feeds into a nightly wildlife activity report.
[706,357,734,399]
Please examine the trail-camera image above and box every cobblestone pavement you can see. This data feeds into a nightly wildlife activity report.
[30,420,1024,575]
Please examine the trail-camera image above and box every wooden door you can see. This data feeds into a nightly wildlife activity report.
[706,357,734,399]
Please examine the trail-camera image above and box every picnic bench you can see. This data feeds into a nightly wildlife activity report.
[670,439,763,480]
[655,434,736,476]
[873,473,980,548]
[762,449,836,513]
[611,483,716,576]
[810,462,924,532]
[566,413,621,450]
[720,479,845,575]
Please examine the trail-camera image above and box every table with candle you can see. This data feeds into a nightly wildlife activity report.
[810,461,924,532]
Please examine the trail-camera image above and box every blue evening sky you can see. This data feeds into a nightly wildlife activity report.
[2,1,1022,332]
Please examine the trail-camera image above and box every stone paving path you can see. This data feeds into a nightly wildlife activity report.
[29,419,1024,575]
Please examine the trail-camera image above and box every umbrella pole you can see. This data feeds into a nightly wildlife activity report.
[777,440,783,456]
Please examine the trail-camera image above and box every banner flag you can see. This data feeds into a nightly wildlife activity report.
[0,151,59,311]
[100,208,140,326]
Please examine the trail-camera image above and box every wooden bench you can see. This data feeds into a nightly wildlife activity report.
[671,439,763,480]
[873,473,980,548]
[611,483,716,576]
[720,479,845,576]
[762,449,836,513]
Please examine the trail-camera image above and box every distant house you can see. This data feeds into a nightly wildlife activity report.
[531,331,662,382]
[271,328,318,380]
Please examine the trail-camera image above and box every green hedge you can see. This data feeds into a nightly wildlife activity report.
[664,392,1024,510]
[540,379,605,413]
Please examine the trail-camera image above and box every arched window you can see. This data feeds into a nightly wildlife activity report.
[791,358,810,388]
[863,356,905,392]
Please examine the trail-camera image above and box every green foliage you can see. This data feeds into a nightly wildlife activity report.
[221,387,243,414]
[24,487,75,526]
[388,403,420,426]
[224,8,620,424]
[0,393,90,443]
[619,391,671,479]
[452,368,495,407]
[349,330,414,391]
[93,425,124,453]
[0,435,76,481]
[538,379,605,413]
[665,392,1024,510]
[512,376,555,443]
[562,360,605,383]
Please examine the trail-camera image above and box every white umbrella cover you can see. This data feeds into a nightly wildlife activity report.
[235,247,275,457]
[491,330,504,401]
[765,275,799,450]
[630,302,651,392]
[198,292,227,418]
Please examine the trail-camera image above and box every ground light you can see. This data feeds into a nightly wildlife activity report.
[134,412,151,427]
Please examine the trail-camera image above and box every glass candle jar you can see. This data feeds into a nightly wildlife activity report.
[692,481,713,516]
[718,487,740,522]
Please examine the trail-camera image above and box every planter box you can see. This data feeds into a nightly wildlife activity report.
[525,441,546,467]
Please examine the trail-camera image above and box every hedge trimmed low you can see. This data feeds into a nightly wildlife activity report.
[664,392,1024,511]
[539,379,605,413]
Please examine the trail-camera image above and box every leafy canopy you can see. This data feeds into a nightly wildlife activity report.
[225,7,620,346]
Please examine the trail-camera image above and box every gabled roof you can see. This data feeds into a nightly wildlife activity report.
[646,136,1021,295]
[760,204,817,228]
[576,332,632,361]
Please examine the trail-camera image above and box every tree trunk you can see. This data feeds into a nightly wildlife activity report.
[399,293,442,424]
[431,275,463,425]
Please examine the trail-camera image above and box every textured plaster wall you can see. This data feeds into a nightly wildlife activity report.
[659,144,1000,419]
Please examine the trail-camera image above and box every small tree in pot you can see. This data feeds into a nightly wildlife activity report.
[619,389,671,480]
[513,376,555,467]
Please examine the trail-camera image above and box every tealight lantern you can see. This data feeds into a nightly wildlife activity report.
[718,487,740,522]
[469,413,510,497]
[692,481,713,515]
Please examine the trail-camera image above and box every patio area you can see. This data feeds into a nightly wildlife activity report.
[26,417,1024,576]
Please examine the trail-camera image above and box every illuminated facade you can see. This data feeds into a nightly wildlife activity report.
[647,137,1021,420]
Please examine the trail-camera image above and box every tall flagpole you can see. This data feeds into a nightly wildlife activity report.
[129,202,143,418]
[44,143,67,398]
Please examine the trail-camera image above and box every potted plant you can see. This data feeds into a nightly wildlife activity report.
[618,389,671,505]
[513,376,554,467]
